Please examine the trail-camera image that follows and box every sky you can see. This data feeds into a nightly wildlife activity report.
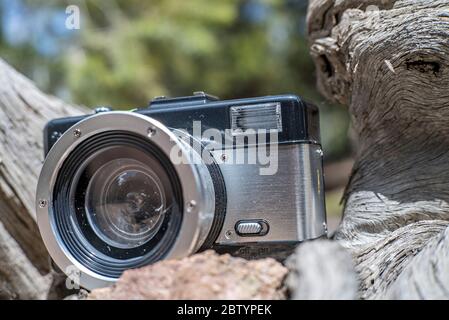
[1,0,75,56]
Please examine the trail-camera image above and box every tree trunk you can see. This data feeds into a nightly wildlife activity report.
[305,0,449,299]
[0,58,87,299]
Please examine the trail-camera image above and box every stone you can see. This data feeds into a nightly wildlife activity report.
[88,250,288,300]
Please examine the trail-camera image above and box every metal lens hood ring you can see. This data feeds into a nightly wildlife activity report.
[36,112,215,290]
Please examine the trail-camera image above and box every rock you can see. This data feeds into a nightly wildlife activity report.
[89,250,288,300]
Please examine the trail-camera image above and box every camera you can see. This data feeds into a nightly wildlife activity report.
[36,92,327,289]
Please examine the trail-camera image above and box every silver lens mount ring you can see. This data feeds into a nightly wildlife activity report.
[36,112,215,289]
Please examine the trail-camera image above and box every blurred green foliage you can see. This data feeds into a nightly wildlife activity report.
[61,0,315,107]
[0,0,349,161]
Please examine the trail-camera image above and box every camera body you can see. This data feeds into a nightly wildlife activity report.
[38,92,326,289]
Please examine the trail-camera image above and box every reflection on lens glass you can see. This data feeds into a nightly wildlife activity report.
[86,159,166,249]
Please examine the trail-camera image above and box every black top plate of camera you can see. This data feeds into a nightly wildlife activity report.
[44,93,320,155]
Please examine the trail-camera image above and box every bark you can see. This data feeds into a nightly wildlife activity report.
[0,58,86,299]
[0,221,50,299]
[307,0,449,299]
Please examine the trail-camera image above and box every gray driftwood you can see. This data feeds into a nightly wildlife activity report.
[0,58,86,299]
[286,240,358,299]
[287,0,449,299]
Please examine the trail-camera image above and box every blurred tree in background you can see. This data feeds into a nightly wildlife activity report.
[69,0,316,106]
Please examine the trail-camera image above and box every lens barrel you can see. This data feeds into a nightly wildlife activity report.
[36,112,216,289]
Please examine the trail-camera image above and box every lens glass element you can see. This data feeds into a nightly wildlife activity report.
[85,158,166,249]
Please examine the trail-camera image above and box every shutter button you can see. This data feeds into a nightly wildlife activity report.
[235,220,269,236]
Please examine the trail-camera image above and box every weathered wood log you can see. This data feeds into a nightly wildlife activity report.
[307,0,449,299]
[286,240,358,300]
[386,225,449,299]
[0,58,87,299]
[0,221,50,299]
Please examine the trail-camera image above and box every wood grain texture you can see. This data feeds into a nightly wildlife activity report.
[307,0,449,299]
[386,225,449,299]
[286,240,358,300]
[0,221,51,299]
[0,58,86,298]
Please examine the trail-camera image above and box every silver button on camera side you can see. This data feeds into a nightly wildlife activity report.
[235,220,269,236]
[236,222,262,234]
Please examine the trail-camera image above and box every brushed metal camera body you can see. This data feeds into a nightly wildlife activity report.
[213,143,326,245]
[36,92,327,289]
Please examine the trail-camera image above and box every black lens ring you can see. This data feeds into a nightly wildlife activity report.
[52,131,183,279]
[198,148,227,251]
